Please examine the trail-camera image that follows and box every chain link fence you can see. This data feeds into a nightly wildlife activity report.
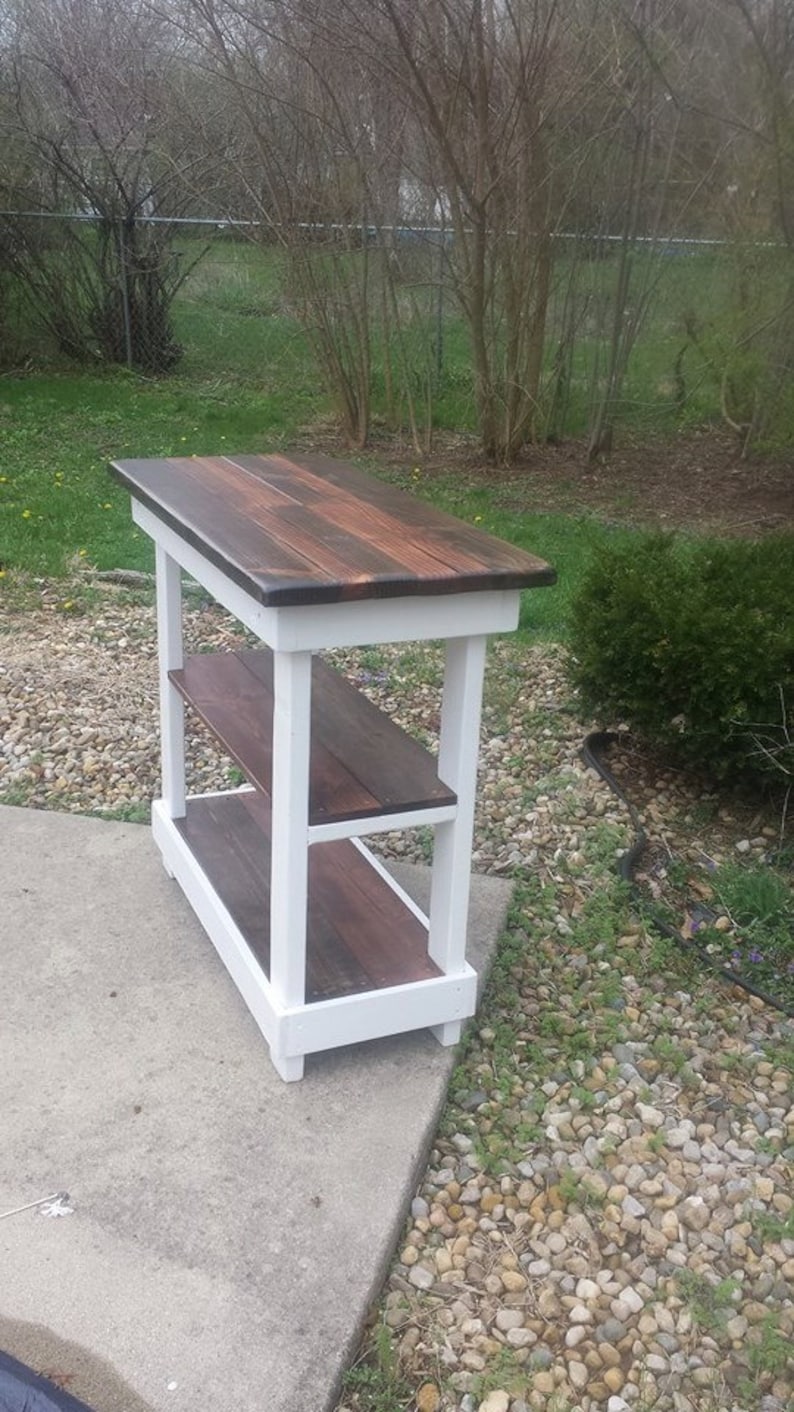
[0,211,454,379]
[0,211,225,372]
[4,210,781,448]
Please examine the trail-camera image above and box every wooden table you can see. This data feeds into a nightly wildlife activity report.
[111,452,555,1080]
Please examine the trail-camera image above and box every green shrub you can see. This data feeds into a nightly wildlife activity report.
[568,533,794,784]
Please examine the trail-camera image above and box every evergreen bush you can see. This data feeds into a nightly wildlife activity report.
[568,533,794,785]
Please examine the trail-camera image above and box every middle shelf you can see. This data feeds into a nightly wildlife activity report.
[170,648,457,827]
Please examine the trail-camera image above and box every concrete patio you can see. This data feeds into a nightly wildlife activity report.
[0,804,510,1412]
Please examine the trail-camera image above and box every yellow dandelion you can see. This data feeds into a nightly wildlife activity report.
[21,508,31,519]
[78,548,88,557]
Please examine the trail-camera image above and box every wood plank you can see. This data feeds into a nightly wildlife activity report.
[316,496,486,579]
[308,843,439,990]
[301,658,448,820]
[227,451,554,578]
[223,452,351,504]
[238,648,455,820]
[250,500,433,591]
[226,453,517,582]
[184,455,300,510]
[228,792,376,1000]
[111,452,556,606]
[111,456,341,602]
[174,793,439,1001]
[171,649,456,823]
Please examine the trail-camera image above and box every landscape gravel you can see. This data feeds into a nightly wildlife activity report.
[1,583,792,1412]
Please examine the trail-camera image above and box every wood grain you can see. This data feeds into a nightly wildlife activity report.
[175,792,439,1001]
[171,648,456,822]
[111,451,556,606]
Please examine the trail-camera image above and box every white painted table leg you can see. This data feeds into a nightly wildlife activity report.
[269,650,313,1081]
[271,1052,305,1082]
[429,634,488,1046]
[155,544,186,827]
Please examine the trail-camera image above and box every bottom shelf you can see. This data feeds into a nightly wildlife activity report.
[174,791,441,1004]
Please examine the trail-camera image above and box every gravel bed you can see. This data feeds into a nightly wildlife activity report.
[2,586,792,1412]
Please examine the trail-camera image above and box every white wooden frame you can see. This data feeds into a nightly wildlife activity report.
[138,500,519,1081]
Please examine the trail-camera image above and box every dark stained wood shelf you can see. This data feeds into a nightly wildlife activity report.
[170,648,456,824]
[176,791,441,1002]
[111,451,556,607]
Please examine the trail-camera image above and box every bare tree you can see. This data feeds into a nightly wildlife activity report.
[5,0,790,452]
[352,0,567,461]
[179,0,581,459]
[174,0,398,443]
[2,0,210,369]
[714,0,794,447]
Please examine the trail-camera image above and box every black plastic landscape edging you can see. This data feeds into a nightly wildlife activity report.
[581,731,794,1020]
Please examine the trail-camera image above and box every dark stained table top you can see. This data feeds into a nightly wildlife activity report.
[111,451,556,607]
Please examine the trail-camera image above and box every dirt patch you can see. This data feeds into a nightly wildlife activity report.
[498,430,794,536]
[372,425,794,538]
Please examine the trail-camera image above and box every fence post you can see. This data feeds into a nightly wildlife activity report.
[117,218,134,370]
[434,218,445,388]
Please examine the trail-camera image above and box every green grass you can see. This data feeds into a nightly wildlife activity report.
[7,231,794,453]
[0,369,317,578]
[173,239,315,387]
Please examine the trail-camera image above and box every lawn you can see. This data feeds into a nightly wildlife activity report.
[0,370,313,579]
[169,233,792,440]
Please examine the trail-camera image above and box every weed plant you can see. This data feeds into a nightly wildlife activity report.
[676,1270,741,1332]
[637,848,794,1014]
[340,1321,411,1412]
[702,858,794,1012]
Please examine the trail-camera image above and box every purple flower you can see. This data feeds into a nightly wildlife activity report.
[748,948,763,964]
[731,952,742,965]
